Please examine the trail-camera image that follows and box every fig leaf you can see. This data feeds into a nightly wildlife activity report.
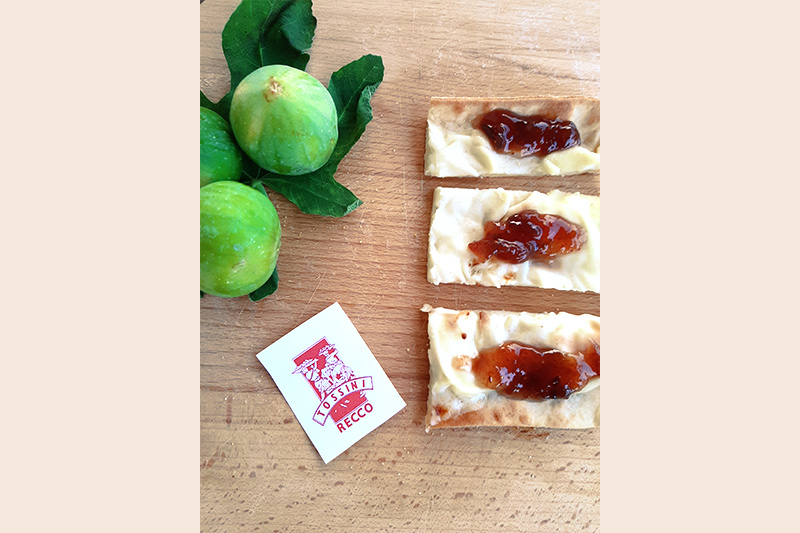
[260,172,363,217]
[249,268,279,301]
[327,54,385,159]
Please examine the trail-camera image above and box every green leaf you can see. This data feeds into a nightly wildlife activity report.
[242,154,362,217]
[255,54,384,216]
[200,91,214,110]
[260,0,315,71]
[278,0,315,55]
[249,267,279,301]
[263,172,363,216]
[326,54,385,160]
[201,89,232,120]
[251,180,271,197]
[223,0,315,95]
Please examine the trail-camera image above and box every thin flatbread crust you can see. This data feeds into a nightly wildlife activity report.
[425,96,600,177]
[427,187,600,293]
[423,305,600,431]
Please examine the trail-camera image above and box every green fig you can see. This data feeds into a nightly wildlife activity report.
[201,181,281,298]
[230,65,338,176]
[200,107,243,187]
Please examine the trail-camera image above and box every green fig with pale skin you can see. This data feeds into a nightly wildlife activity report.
[200,107,243,187]
[230,65,338,176]
[201,181,281,298]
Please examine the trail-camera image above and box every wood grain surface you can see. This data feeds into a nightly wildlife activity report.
[201,0,600,530]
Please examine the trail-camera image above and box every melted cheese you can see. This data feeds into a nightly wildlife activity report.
[423,305,600,401]
[425,123,600,177]
[427,187,600,292]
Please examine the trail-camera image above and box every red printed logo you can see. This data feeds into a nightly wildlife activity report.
[292,338,374,433]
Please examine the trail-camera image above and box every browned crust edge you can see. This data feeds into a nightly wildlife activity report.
[428,95,599,123]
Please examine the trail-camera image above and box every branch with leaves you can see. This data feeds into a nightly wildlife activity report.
[201,0,384,218]
[201,0,384,300]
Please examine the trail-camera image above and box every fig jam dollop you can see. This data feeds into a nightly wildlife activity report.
[475,109,581,157]
[471,341,599,400]
[468,210,586,264]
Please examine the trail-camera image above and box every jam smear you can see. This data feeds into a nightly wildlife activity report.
[468,210,586,264]
[471,341,599,400]
[475,109,581,157]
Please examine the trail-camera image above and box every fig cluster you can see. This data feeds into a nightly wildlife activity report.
[199,65,339,298]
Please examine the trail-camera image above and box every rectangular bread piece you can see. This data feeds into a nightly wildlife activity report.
[424,96,600,177]
[423,305,600,431]
[427,186,600,292]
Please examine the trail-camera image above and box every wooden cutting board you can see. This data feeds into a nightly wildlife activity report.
[200,0,600,530]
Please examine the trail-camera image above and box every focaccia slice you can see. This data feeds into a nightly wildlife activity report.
[427,187,600,292]
[424,96,600,178]
[422,305,600,431]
